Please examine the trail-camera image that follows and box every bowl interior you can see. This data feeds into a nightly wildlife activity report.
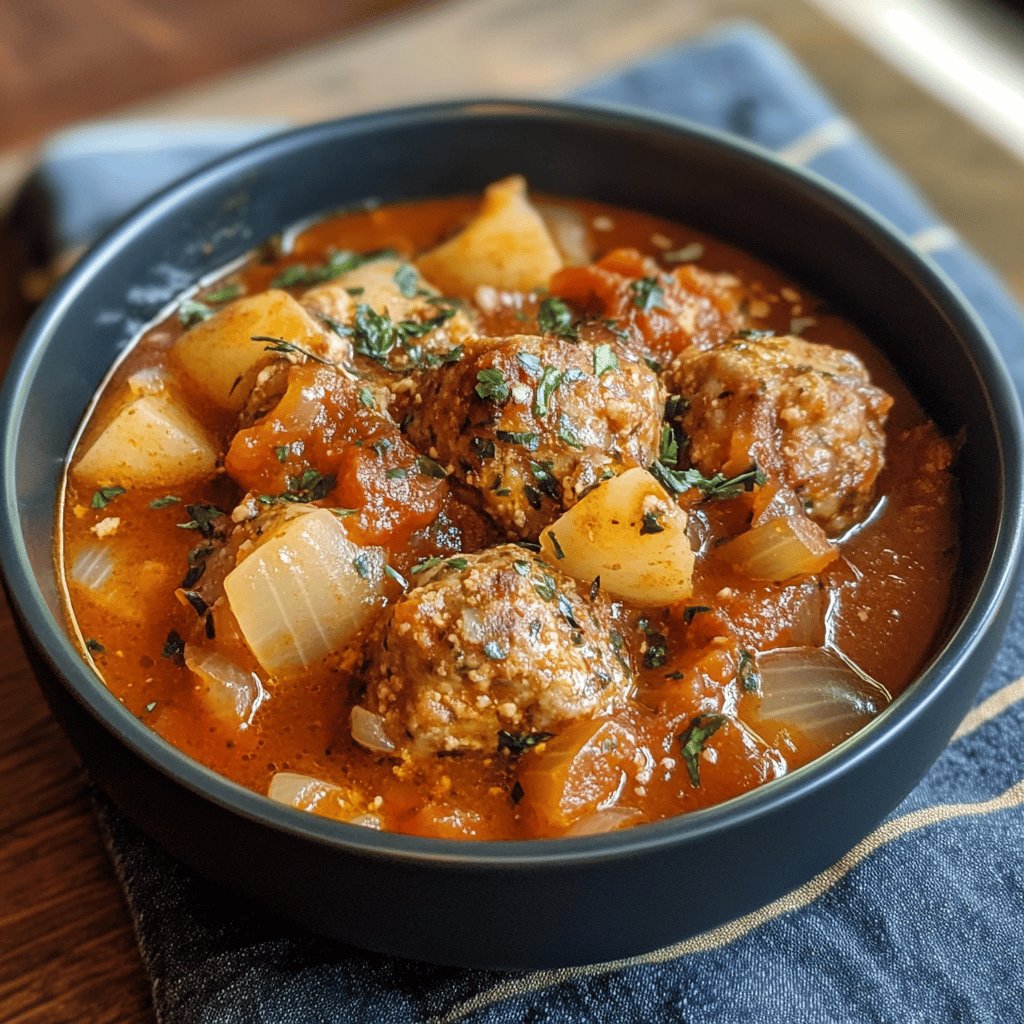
[3,100,1021,859]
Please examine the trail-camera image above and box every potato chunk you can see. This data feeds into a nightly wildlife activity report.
[539,467,694,607]
[416,176,563,295]
[223,508,387,676]
[72,392,217,486]
[172,290,336,411]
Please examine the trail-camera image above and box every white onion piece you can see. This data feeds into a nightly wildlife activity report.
[267,771,341,811]
[564,806,642,836]
[755,646,891,745]
[127,365,167,396]
[185,645,264,726]
[539,204,594,265]
[224,508,386,676]
[267,771,379,828]
[350,705,396,754]
[69,543,114,590]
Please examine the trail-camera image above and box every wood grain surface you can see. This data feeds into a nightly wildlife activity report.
[1,1,1022,1021]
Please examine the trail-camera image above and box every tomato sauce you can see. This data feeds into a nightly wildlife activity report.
[59,186,958,839]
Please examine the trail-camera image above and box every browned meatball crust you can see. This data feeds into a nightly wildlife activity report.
[674,334,892,534]
[363,545,635,755]
[401,334,665,538]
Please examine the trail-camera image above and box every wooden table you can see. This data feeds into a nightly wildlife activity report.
[2,2,1022,1020]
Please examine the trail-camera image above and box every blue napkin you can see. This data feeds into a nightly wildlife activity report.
[19,22,1024,1024]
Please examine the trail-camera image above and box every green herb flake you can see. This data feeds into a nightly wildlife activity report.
[513,559,531,577]
[643,630,668,669]
[733,328,776,341]
[640,511,664,535]
[630,276,666,312]
[283,469,335,503]
[593,343,619,376]
[534,573,558,602]
[358,386,376,410]
[446,557,469,571]
[393,263,419,298]
[178,298,213,328]
[85,638,105,654]
[556,414,583,450]
[482,640,508,661]
[271,249,366,288]
[328,507,359,519]
[410,556,442,575]
[683,605,712,625]
[352,304,400,363]
[384,564,409,590]
[537,297,577,340]
[547,531,566,559]
[252,335,334,365]
[679,714,727,787]
[738,648,761,693]
[176,503,224,537]
[148,494,181,510]
[475,368,510,403]
[162,629,185,660]
[274,445,291,463]
[660,424,679,466]
[495,429,540,451]
[471,436,496,461]
[589,576,601,600]
[534,366,564,418]
[352,553,372,579]
[91,486,126,510]
[203,282,243,303]
[649,461,766,501]
[181,590,208,617]
[516,351,543,377]
[497,730,554,755]
[385,467,408,480]
[416,455,448,479]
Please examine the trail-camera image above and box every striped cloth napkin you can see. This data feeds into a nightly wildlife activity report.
[14,22,1024,1024]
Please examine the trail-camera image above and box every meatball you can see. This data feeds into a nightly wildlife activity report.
[363,545,634,755]
[674,334,892,534]
[401,334,665,538]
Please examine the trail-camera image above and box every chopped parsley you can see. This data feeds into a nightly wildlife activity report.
[649,461,766,501]
[537,297,577,340]
[640,511,664,535]
[533,572,558,602]
[181,590,208,617]
[357,386,376,409]
[482,640,507,661]
[85,638,104,654]
[149,494,180,509]
[410,555,469,575]
[352,553,372,579]
[475,368,510,403]
[274,445,291,463]
[161,629,185,661]
[495,429,539,450]
[546,530,565,559]
[510,780,525,804]
[252,335,334,365]
[660,424,679,466]
[416,455,448,479]
[497,730,554,755]
[534,366,564,418]
[643,630,668,669]
[593,343,619,376]
[270,249,369,288]
[178,298,213,327]
[351,304,400,362]
[384,564,408,590]
[683,605,712,625]
[176,503,224,537]
[630,276,665,312]
[516,351,543,377]
[679,714,727,787]
[91,486,126,510]
[203,282,243,303]
[385,467,408,479]
[446,557,469,571]
[738,648,761,693]
[180,544,212,589]
[733,328,775,341]
[471,436,496,461]
[529,460,561,500]
[556,414,583,450]
[393,262,419,298]
[282,469,335,503]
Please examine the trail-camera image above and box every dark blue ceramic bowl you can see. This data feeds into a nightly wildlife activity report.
[2,101,1022,968]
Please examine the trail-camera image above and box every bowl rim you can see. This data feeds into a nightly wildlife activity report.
[3,97,1022,867]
